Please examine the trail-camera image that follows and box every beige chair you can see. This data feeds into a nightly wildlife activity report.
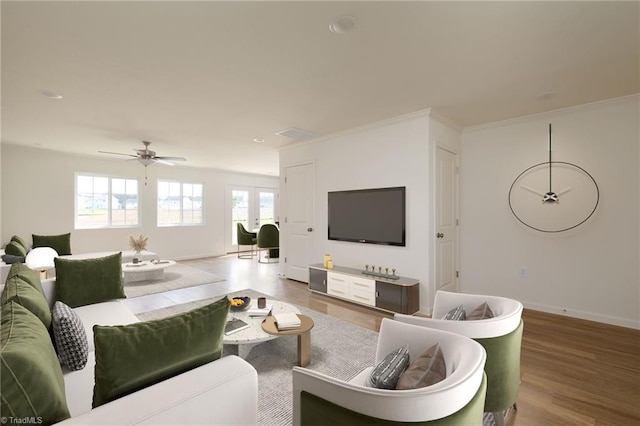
[292,318,487,425]
[395,290,523,426]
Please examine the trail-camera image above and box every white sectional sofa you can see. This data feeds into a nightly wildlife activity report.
[1,265,259,425]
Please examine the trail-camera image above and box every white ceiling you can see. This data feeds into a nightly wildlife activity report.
[2,1,638,175]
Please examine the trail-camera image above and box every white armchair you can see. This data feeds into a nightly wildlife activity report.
[395,291,524,424]
[292,318,487,425]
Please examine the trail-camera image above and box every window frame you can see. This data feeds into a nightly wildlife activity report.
[157,179,205,227]
[74,173,141,230]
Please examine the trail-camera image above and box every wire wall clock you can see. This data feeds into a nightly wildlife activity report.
[508,124,600,233]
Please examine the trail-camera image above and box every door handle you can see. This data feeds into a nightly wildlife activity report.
[436,233,444,238]
[307,227,313,232]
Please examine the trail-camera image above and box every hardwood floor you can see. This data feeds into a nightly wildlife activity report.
[170,255,639,425]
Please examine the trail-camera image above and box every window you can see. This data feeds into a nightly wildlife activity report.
[75,174,139,229]
[158,180,204,226]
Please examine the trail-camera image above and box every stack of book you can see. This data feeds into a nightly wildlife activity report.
[273,312,301,330]
[247,304,272,317]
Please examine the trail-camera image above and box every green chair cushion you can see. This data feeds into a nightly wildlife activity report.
[92,296,230,408]
[299,373,487,425]
[0,302,70,424]
[1,266,51,329]
[476,319,524,412]
[32,233,71,256]
[54,252,125,308]
[10,235,28,251]
[4,241,27,257]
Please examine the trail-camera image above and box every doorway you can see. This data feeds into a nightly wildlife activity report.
[226,186,278,253]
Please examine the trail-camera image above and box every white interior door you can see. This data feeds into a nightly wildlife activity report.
[284,163,314,282]
[435,146,458,293]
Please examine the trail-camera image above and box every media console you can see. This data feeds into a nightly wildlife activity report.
[308,263,419,315]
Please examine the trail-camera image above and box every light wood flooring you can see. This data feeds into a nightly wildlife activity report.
[126,255,640,426]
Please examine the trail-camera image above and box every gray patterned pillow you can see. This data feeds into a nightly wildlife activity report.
[443,304,466,320]
[368,345,410,389]
[51,301,89,371]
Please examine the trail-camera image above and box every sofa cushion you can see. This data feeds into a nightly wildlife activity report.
[396,343,447,390]
[443,304,467,320]
[52,301,89,371]
[0,302,71,424]
[4,240,27,257]
[33,233,72,256]
[10,235,29,251]
[92,296,230,408]
[1,266,51,329]
[1,254,25,264]
[467,302,495,320]
[368,345,410,389]
[5,263,46,295]
[54,252,125,308]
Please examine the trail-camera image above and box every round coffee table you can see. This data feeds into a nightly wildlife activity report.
[122,260,176,283]
[262,314,314,367]
[222,298,301,359]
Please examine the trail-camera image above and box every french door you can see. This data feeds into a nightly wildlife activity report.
[226,186,278,253]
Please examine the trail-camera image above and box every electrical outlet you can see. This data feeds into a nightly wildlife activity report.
[519,267,528,278]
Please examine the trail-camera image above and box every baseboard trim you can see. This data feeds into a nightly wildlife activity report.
[523,301,640,330]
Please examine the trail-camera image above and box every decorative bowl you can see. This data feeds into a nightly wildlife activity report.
[229,296,251,312]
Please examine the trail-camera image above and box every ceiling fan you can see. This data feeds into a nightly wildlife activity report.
[99,141,186,166]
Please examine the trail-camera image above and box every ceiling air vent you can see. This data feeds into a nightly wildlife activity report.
[275,127,319,140]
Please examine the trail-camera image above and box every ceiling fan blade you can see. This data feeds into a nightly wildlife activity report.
[98,150,138,158]
[155,156,186,161]
[155,159,176,166]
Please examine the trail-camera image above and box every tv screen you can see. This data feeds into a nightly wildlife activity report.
[328,187,406,246]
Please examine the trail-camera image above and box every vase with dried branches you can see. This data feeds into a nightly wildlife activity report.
[128,234,149,255]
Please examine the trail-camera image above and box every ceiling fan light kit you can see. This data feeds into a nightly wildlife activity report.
[508,124,599,233]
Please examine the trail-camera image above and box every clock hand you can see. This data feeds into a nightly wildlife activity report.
[519,184,546,197]
[557,187,572,197]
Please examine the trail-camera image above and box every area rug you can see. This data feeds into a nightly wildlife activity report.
[136,290,503,426]
[124,263,225,298]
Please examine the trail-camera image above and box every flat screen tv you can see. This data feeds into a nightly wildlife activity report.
[328,186,406,246]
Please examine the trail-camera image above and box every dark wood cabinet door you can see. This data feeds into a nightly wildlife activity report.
[308,268,327,293]
[376,281,402,312]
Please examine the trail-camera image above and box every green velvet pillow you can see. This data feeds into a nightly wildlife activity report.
[10,235,28,251]
[4,240,27,257]
[54,252,125,308]
[1,268,51,329]
[32,233,71,256]
[0,302,71,424]
[92,296,230,408]
[5,263,46,295]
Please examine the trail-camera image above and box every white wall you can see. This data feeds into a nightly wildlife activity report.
[460,95,639,328]
[280,111,457,312]
[1,144,278,260]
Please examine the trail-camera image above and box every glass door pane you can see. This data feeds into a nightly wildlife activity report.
[231,189,251,246]
[257,189,277,228]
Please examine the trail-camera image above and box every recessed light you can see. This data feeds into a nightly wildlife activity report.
[40,90,63,100]
[253,138,265,144]
[329,15,357,34]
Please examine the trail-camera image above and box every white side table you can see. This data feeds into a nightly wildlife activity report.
[122,260,176,283]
